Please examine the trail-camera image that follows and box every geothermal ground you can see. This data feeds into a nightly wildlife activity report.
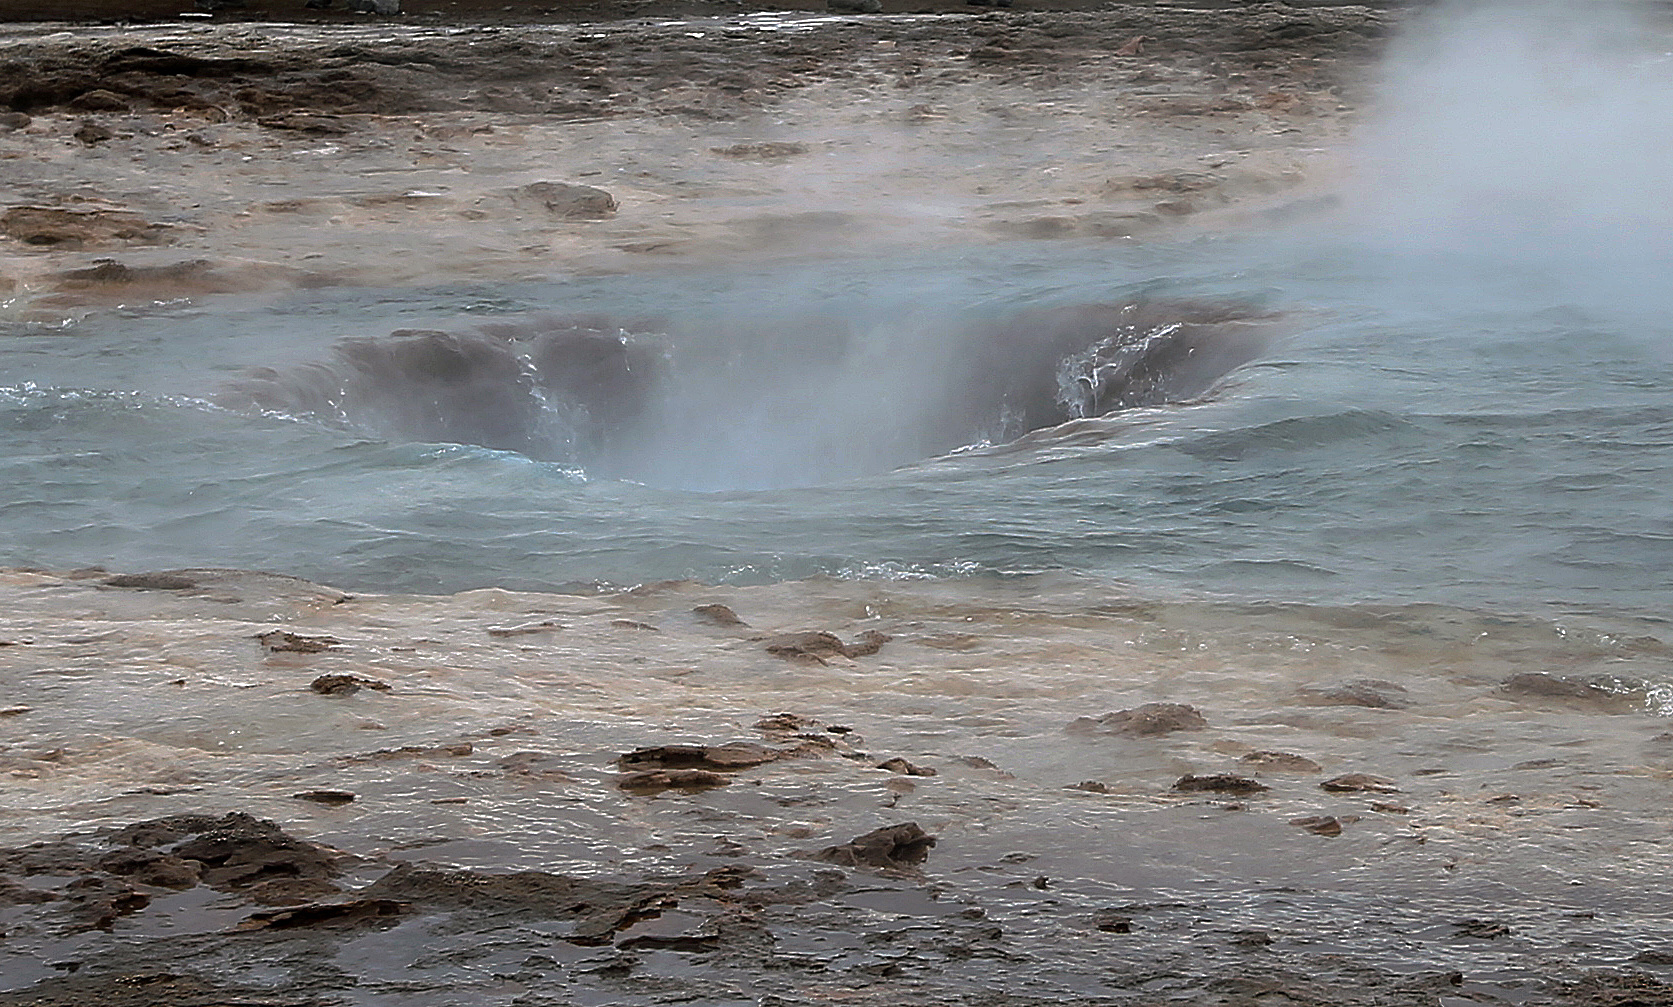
[14,4,1673,1007]
[0,1,1382,318]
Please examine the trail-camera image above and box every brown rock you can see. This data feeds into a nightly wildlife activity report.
[0,112,30,131]
[1501,672,1623,705]
[68,90,131,112]
[257,113,350,135]
[236,897,407,930]
[73,119,115,145]
[2,206,169,249]
[1239,750,1322,773]
[1173,774,1268,794]
[711,141,809,160]
[94,848,201,889]
[102,571,197,590]
[1067,702,1207,736]
[1320,772,1399,794]
[257,630,340,653]
[617,768,731,793]
[291,790,356,806]
[693,603,746,626]
[1289,815,1343,836]
[811,823,936,871]
[617,742,785,772]
[515,181,617,219]
[876,757,937,777]
[1297,678,1410,709]
[309,674,391,696]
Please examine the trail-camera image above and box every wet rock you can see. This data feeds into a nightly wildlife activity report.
[309,674,391,695]
[1500,672,1624,706]
[617,768,731,793]
[1370,801,1410,814]
[101,571,197,590]
[355,742,471,761]
[1,205,169,249]
[0,112,30,131]
[1173,774,1268,795]
[811,823,936,871]
[1067,702,1207,737]
[245,877,345,905]
[257,113,350,135]
[513,181,617,220]
[72,119,114,145]
[166,814,341,892]
[1068,780,1111,793]
[497,751,572,782]
[1297,678,1410,710]
[1320,773,1399,794]
[617,742,787,772]
[610,619,658,631]
[1452,918,1511,939]
[67,90,130,112]
[1094,910,1133,933]
[1289,815,1343,837]
[711,141,809,160]
[694,603,746,626]
[93,849,201,889]
[754,712,816,733]
[1239,750,1321,773]
[0,705,32,717]
[63,876,150,930]
[876,757,937,777]
[345,0,401,13]
[291,790,355,806]
[762,629,890,663]
[257,630,339,653]
[0,877,57,905]
[828,0,883,12]
[236,897,407,930]
[844,630,891,657]
[1554,971,1673,1006]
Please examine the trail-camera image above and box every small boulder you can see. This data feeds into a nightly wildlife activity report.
[73,120,115,145]
[617,769,730,793]
[1173,774,1268,795]
[877,757,937,777]
[1068,702,1207,737]
[309,674,391,696]
[811,823,936,870]
[257,630,340,653]
[1297,679,1410,710]
[693,603,746,626]
[616,742,784,772]
[516,181,617,220]
[1239,750,1321,774]
[1320,772,1399,794]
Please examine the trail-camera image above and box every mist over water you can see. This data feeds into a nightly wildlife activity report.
[1351,0,1673,322]
[0,1,1671,617]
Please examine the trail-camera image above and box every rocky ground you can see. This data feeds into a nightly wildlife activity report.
[6,566,1673,1006]
[2,2,1386,323]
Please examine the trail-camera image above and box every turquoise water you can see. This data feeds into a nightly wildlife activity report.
[3,230,1671,613]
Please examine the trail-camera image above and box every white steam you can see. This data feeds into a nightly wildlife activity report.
[1353,0,1673,292]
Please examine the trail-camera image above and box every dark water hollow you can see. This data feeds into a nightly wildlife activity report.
[214,298,1279,491]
